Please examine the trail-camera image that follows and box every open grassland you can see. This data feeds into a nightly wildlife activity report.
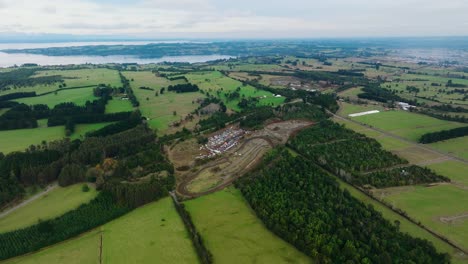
[102,197,199,264]
[123,71,202,133]
[383,185,468,252]
[338,102,385,116]
[0,184,97,233]
[3,230,101,264]
[333,176,467,263]
[428,161,468,186]
[429,136,468,160]
[337,87,364,99]
[105,99,133,113]
[352,110,465,142]
[185,71,284,111]
[2,198,199,264]
[0,125,64,153]
[0,122,113,154]
[184,187,311,264]
[13,87,99,107]
[35,68,121,88]
[2,68,121,96]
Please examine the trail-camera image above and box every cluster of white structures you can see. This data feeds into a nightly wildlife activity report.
[196,127,246,159]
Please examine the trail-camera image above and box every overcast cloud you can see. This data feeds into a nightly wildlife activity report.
[0,0,467,38]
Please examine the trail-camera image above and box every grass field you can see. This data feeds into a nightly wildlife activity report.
[0,122,113,154]
[1,68,121,97]
[105,99,134,113]
[3,230,101,264]
[34,68,121,88]
[71,122,114,140]
[13,87,99,107]
[123,71,202,133]
[185,71,284,111]
[3,197,199,264]
[184,187,311,264]
[383,184,468,252]
[429,136,468,160]
[338,102,385,116]
[351,109,465,141]
[333,175,467,264]
[428,161,468,186]
[0,184,97,233]
[102,197,198,264]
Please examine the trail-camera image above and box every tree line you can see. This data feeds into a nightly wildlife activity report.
[419,126,468,144]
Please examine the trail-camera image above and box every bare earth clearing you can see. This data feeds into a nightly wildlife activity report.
[173,120,313,198]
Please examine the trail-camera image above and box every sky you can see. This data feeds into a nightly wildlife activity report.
[0,0,467,39]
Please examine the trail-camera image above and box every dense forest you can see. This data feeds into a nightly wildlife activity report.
[356,166,450,188]
[419,126,468,143]
[236,150,450,263]
[288,121,448,188]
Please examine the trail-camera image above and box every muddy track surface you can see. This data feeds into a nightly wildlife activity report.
[175,120,314,199]
[176,136,273,199]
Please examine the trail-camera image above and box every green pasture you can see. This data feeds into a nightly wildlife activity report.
[0,122,113,154]
[102,197,198,264]
[429,136,468,160]
[184,187,311,264]
[123,71,202,133]
[352,110,465,141]
[0,184,97,233]
[384,184,468,252]
[105,99,134,114]
[185,71,284,111]
[13,87,99,108]
[3,197,198,264]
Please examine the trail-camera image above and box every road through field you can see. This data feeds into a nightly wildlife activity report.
[0,183,58,219]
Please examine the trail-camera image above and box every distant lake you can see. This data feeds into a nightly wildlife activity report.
[0,41,230,68]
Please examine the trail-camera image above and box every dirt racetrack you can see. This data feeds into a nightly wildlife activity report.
[175,120,313,198]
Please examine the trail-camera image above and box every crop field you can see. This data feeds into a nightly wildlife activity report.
[0,122,113,153]
[184,187,311,264]
[13,86,98,107]
[2,197,198,264]
[102,197,198,264]
[185,71,284,111]
[333,176,467,264]
[0,184,97,233]
[352,110,465,141]
[123,71,202,133]
[383,184,468,252]
[34,68,122,88]
[3,230,101,264]
[105,99,133,113]
[429,136,468,160]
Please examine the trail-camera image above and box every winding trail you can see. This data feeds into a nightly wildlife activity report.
[0,183,58,219]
